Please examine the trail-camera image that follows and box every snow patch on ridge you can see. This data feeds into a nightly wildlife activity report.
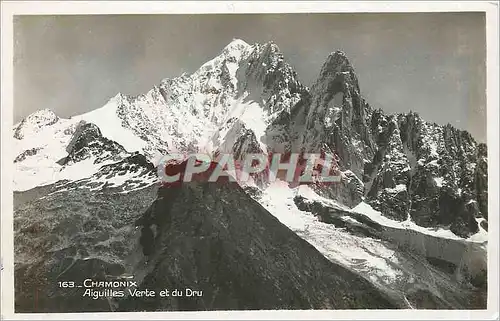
[468,217,488,243]
[433,177,444,187]
[385,184,407,194]
[352,201,486,243]
[13,98,151,191]
[13,109,60,139]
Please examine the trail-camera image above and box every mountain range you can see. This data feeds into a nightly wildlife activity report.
[13,39,488,312]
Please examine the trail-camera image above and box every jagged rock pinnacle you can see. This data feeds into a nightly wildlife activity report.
[13,108,60,140]
[320,50,354,76]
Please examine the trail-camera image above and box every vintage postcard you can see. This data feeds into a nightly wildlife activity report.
[1,1,498,320]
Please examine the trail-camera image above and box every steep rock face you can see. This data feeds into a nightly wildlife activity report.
[364,110,412,221]
[63,122,128,165]
[229,42,309,158]
[316,170,364,208]
[263,52,378,207]
[79,39,254,159]
[404,119,480,237]
[364,112,485,237]
[300,51,376,177]
[237,41,307,116]
[121,182,397,311]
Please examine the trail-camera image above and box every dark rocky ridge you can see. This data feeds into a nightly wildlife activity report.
[14,147,42,163]
[53,152,157,194]
[363,112,486,237]
[299,51,376,177]
[474,143,488,220]
[62,122,128,165]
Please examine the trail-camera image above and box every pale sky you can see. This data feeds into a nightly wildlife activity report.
[14,13,486,142]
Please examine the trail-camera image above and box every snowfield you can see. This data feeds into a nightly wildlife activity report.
[352,202,487,243]
[257,181,404,286]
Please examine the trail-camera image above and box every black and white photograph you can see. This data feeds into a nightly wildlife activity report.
[1,1,499,319]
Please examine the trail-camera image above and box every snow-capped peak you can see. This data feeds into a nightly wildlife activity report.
[16,108,59,127]
[72,95,147,154]
[222,38,251,54]
[12,39,311,191]
[194,38,251,73]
